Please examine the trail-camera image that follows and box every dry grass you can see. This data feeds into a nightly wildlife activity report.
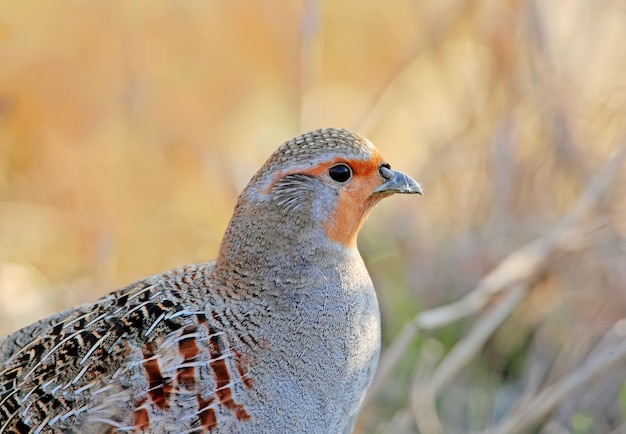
[1,1,625,432]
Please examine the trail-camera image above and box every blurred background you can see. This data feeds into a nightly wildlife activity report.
[1,1,626,432]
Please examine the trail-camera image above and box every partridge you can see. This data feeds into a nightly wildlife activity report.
[0,128,421,434]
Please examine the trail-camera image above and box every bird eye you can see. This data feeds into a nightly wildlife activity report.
[328,164,352,183]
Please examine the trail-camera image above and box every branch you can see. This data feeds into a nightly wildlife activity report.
[364,138,626,408]
[489,325,626,433]
[411,285,527,434]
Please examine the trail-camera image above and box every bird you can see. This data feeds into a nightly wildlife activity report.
[0,128,422,434]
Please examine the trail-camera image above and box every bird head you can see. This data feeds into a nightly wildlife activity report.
[217,128,421,272]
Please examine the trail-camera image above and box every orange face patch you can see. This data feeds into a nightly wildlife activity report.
[265,149,388,248]
[322,150,386,248]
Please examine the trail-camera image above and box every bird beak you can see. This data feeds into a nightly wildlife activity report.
[374,169,423,195]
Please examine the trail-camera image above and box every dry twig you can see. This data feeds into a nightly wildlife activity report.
[365,139,626,411]
[489,324,626,433]
[412,285,527,433]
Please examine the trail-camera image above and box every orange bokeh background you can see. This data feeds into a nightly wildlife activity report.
[1,1,625,432]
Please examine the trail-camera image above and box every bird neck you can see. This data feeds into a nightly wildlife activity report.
[213,196,355,290]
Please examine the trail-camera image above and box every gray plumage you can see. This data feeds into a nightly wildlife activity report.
[0,128,421,433]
